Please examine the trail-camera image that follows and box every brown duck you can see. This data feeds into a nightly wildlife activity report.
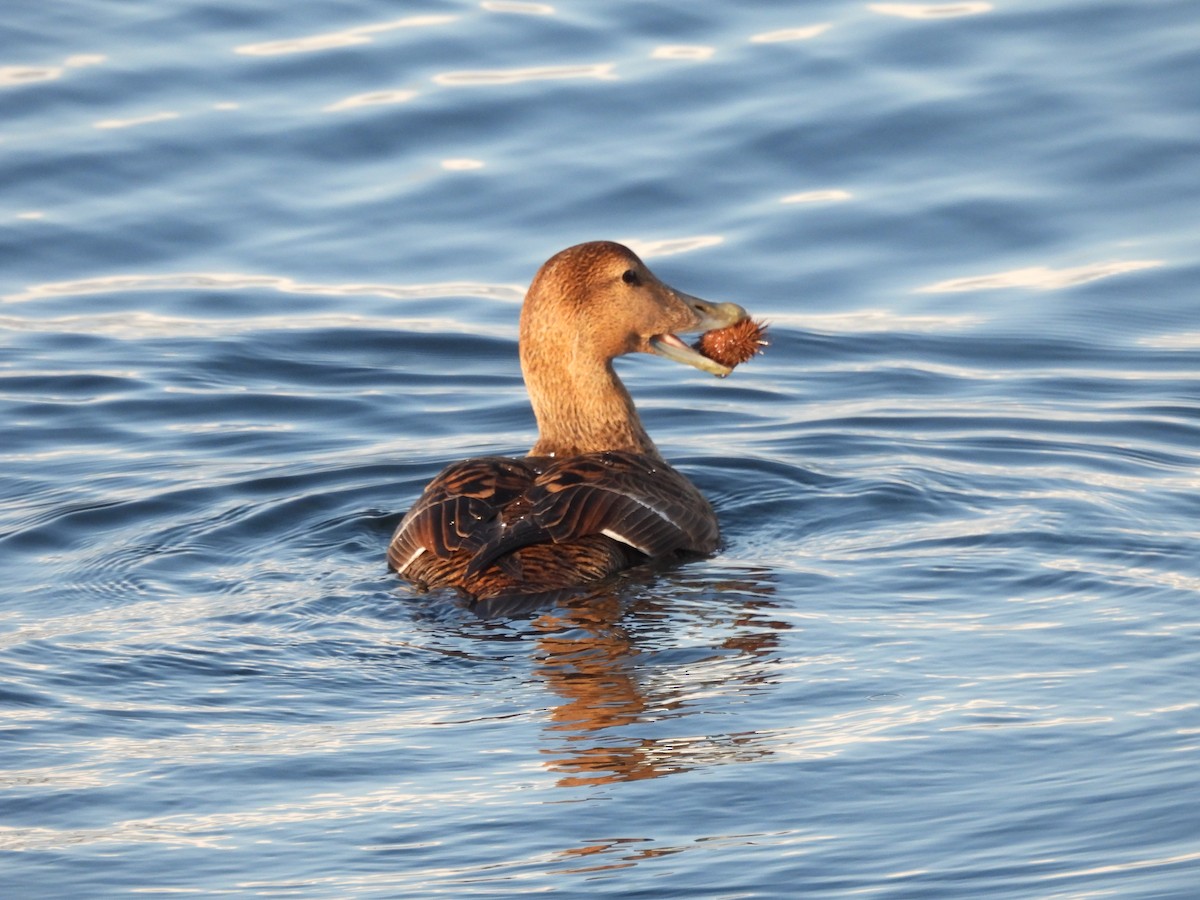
[388,240,752,603]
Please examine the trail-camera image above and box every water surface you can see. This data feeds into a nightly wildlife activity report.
[3,1,1200,896]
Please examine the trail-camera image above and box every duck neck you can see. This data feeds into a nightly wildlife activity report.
[522,353,660,459]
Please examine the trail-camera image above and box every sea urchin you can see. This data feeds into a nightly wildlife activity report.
[693,317,769,370]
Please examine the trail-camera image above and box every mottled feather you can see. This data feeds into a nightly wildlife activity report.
[389,451,718,600]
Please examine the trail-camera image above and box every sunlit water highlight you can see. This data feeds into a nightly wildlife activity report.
[3,0,1199,897]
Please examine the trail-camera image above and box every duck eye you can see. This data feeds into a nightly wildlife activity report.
[621,269,640,285]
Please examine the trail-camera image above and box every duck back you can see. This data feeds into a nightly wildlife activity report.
[388,450,718,602]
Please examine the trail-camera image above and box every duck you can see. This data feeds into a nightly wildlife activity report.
[388,240,749,603]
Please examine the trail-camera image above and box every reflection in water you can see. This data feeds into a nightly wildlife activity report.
[5,272,525,305]
[553,830,825,877]
[481,1,556,14]
[750,25,833,43]
[0,55,105,88]
[0,310,507,340]
[93,111,181,130]
[737,308,986,337]
[3,272,526,340]
[234,16,458,57]
[2,239,725,309]
[524,571,788,787]
[917,259,1165,293]
[433,63,617,87]
[441,158,486,171]
[651,46,716,61]
[869,2,993,19]
[621,235,724,259]
[1140,331,1200,350]
[323,89,418,113]
[2,65,65,87]
[781,189,852,204]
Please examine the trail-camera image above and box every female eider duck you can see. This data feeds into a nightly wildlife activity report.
[388,240,766,603]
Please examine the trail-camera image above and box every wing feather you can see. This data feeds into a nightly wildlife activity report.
[387,457,539,575]
[532,451,718,556]
[389,451,720,599]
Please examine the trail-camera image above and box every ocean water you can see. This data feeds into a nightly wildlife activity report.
[3,0,1200,896]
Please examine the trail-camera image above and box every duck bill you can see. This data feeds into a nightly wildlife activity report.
[649,291,749,378]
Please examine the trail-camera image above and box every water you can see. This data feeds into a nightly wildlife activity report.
[3,0,1200,896]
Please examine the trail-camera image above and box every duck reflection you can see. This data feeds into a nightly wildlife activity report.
[513,568,788,786]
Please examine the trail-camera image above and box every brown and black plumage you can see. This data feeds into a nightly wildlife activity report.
[388,240,751,602]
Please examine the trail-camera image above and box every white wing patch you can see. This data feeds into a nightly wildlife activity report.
[600,527,651,554]
[396,545,425,573]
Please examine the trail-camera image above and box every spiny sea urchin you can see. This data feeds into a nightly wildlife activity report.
[693,317,769,370]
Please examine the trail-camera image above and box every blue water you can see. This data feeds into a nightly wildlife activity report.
[4,1,1200,896]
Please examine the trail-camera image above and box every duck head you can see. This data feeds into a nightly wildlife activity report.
[521,241,748,377]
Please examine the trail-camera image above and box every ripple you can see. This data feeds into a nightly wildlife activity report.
[440,158,485,171]
[0,66,65,87]
[4,0,1198,895]
[917,260,1167,293]
[780,189,853,205]
[233,15,458,57]
[766,309,985,332]
[621,235,724,258]
[869,2,994,19]
[322,89,419,113]
[431,63,618,86]
[749,25,833,43]
[93,111,181,130]
[4,271,524,305]
[1139,331,1200,350]
[651,46,716,61]
[481,1,555,14]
